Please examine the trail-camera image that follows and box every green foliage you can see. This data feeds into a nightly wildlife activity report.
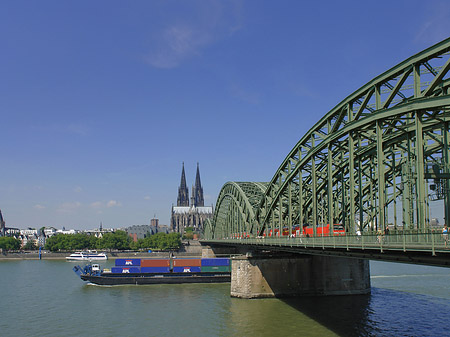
[0,237,21,251]
[182,227,197,240]
[89,235,99,249]
[44,235,61,252]
[45,233,99,252]
[43,230,180,252]
[182,232,194,240]
[138,232,181,251]
[24,240,37,250]
[98,230,131,251]
[129,239,140,251]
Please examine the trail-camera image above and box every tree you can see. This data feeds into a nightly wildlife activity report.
[182,227,196,240]
[70,233,91,250]
[139,232,181,251]
[98,230,131,250]
[24,240,37,250]
[44,235,59,252]
[129,239,142,250]
[182,232,194,240]
[44,233,97,251]
[0,237,21,251]
[89,235,99,249]
[166,233,182,250]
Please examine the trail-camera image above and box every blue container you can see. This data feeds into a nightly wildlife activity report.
[201,258,230,266]
[111,267,141,274]
[141,267,170,273]
[173,266,201,273]
[115,259,141,266]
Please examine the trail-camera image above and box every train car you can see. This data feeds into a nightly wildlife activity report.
[301,224,345,237]
[264,224,346,237]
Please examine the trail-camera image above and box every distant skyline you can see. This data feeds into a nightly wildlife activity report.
[2,1,450,229]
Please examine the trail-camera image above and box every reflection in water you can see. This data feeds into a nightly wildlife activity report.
[229,297,339,337]
[283,294,372,336]
[2,261,450,337]
[282,288,450,337]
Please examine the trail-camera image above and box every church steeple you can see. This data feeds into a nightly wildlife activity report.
[0,209,5,237]
[192,163,204,207]
[171,162,212,234]
[177,163,189,206]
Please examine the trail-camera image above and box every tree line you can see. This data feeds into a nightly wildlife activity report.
[0,237,21,251]
[44,230,182,252]
[0,230,183,252]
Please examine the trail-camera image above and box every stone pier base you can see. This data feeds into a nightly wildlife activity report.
[201,245,237,258]
[231,255,370,298]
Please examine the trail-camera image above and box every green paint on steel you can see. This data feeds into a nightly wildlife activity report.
[203,37,450,244]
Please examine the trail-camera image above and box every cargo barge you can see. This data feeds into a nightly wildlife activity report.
[73,257,231,285]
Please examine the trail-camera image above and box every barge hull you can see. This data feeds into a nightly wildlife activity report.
[80,272,231,285]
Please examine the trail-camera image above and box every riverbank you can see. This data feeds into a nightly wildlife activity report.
[0,251,202,260]
[0,240,203,260]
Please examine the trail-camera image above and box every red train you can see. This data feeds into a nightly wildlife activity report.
[230,224,345,239]
[263,224,345,237]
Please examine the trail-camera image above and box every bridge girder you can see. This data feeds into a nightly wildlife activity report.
[204,182,268,239]
[205,37,450,240]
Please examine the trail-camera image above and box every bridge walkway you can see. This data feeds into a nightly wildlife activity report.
[203,231,450,267]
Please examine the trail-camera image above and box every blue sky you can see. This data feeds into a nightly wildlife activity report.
[1,0,449,229]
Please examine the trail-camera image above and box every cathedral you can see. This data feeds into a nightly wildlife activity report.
[0,209,5,237]
[171,163,213,234]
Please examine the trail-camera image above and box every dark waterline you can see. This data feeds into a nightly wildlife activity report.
[0,260,449,337]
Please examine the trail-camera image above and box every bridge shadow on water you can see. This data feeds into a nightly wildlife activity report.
[281,293,373,337]
[281,287,449,337]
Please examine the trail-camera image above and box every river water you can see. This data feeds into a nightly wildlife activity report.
[0,259,449,337]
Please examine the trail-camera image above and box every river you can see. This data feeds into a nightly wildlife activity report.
[0,259,449,336]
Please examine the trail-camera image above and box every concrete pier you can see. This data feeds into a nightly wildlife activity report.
[201,245,237,258]
[231,254,370,298]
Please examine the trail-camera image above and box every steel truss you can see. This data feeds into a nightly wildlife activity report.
[205,38,450,241]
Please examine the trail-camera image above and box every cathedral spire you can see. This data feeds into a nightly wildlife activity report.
[177,162,189,206]
[193,162,204,207]
[0,209,5,237]
[180,162,187,189]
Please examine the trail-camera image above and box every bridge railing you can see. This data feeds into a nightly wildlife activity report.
[209,230,449,255]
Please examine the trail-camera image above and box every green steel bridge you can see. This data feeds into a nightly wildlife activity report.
[203,38,450,267]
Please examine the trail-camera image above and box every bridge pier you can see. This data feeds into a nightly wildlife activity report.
[231,254,370,298]
[201,245,237,258]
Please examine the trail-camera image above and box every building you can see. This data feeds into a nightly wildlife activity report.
[37,229,46,248]
[126,217,169,242]
[150,218,159,228]
[0,209,6,236]
[171,163,213,234]
[44,227,57,237]
[126,225,153,242]
[84,223,114,238]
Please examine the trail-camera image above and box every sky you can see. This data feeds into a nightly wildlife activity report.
[1,0,450,230]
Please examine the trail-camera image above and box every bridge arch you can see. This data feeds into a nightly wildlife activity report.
[203,182,267,239]
[207,37,450,240]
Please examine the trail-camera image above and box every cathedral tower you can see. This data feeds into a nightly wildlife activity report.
[171,163,213,234]
[177,162,189,206]
[0,209,5,237]
[191,162,204,207]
